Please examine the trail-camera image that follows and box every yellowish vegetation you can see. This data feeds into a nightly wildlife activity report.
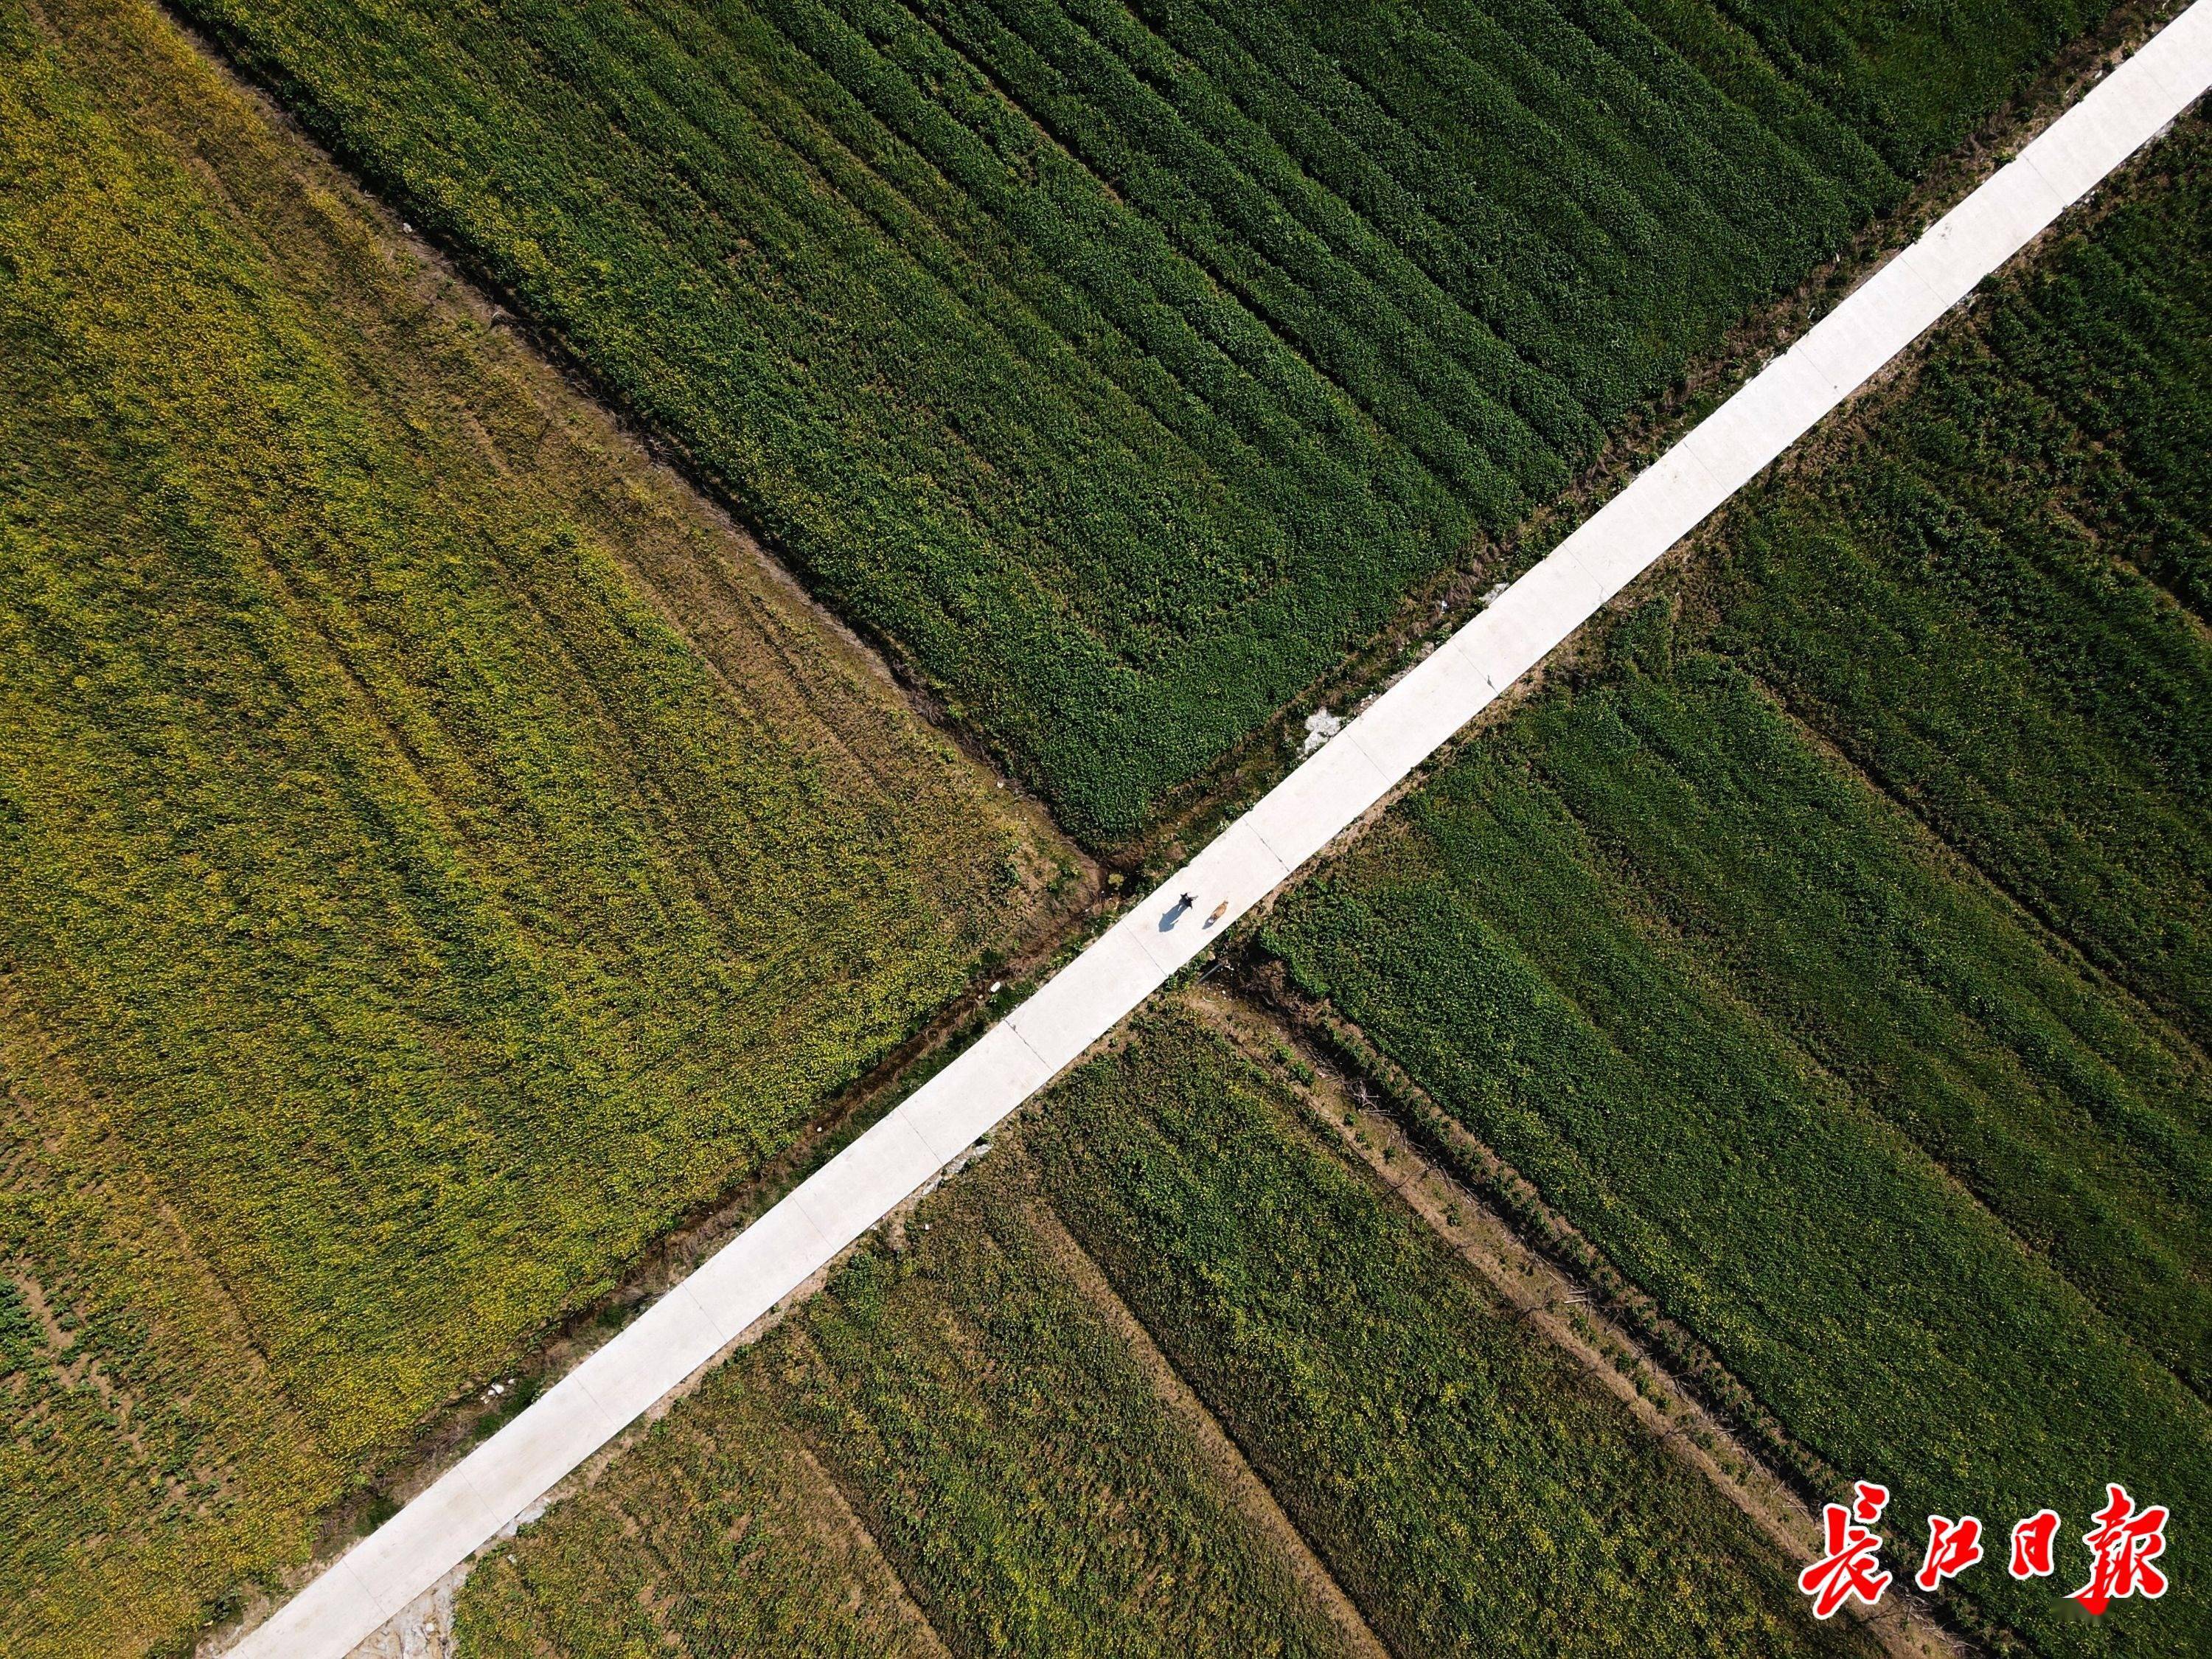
[0,2,1062,1650]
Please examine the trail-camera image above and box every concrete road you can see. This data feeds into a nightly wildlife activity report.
[232,10,2212,1653]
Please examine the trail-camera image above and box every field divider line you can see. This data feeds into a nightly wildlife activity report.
[232,11,2212,1653]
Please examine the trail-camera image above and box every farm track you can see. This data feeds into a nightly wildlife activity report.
[223,14,2212,1652]
[1257,107,2212,1658]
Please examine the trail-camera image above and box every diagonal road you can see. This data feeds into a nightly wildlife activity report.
[234,10,2212,1652]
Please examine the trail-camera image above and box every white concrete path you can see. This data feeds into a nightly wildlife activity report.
[237,13,2212,1654]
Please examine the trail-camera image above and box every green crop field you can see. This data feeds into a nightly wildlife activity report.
[1262,122,2212,1659]
[459,1006,1872,1658]
[4,0,2191,1652]
[0,3,1062,1652]
[170,0,2117,842]
[459,1133,1368,1659]
[1706,122,2212,1051]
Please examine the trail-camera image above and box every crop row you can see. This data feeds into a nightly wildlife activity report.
[1674,0,2113,175]
[173,0,2107,841]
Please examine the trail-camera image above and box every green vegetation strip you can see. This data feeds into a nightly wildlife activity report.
[0,3,1053,1652]
[1262,123,2212,1659]
[458,1134,1374,1658]
[173,0,2112,841]
[459,1009,1872,1658]
[1706,120,2212,1048]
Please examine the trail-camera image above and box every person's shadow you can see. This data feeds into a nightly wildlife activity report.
[1161,894,1194,931]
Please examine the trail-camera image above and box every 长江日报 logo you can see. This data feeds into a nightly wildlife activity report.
[1800,1482,2168,1619]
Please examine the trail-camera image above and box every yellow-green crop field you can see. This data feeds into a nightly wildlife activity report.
[456,1006,1874,1658]
[1262,117,2212,1659]
[0,2,1062,1652]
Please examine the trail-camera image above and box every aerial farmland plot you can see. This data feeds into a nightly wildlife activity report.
[456,1006,1877,1659]
[1,1,1066,1650]
[173,0,2117,844]
[3,0,2208,1655]
[1262,116,2212,1657]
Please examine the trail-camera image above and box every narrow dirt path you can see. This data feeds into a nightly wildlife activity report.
[1024,1194,1395,1659]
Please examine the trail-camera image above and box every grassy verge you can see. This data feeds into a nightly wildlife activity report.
[170,0,2117,841]
[0,2,1060,1649]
